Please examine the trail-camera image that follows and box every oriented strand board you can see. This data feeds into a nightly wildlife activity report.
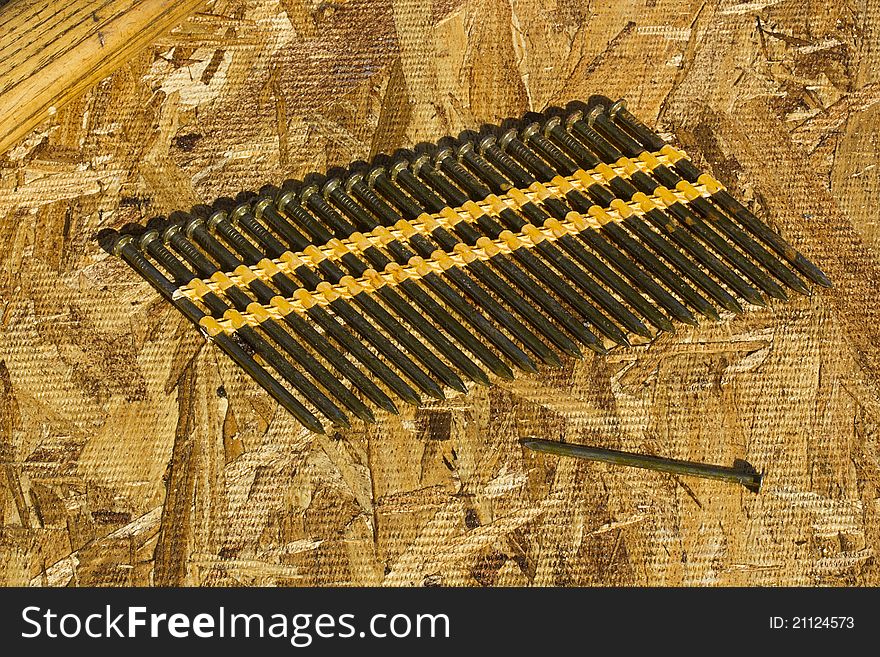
[1,0,878,587]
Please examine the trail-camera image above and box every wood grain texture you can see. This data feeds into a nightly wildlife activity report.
[0,0,206,155]
[1,0,878,587]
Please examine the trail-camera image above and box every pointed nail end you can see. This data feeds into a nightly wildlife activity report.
[813,272,833,288]
[561,346,583,360]
[723,300,744,315]
[788,278,812,296]
[800,259,833,287]
[673,309,699,326]
[400,393,422,407]
[493,364,517,380]
[378,399,400,415]
[744,293,767,307]
[478,371,495,385]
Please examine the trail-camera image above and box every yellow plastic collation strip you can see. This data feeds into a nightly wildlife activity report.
[174,154,726,336]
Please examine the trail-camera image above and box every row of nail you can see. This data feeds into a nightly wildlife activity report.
[110,98,831,433]
[171,175,723,334]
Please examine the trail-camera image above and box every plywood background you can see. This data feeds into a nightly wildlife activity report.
[1,0,879,587]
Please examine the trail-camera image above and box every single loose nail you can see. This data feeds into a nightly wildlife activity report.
[521,437,763,493]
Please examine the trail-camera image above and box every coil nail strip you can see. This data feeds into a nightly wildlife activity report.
[173,177,718,336]
[113,99,830,431]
